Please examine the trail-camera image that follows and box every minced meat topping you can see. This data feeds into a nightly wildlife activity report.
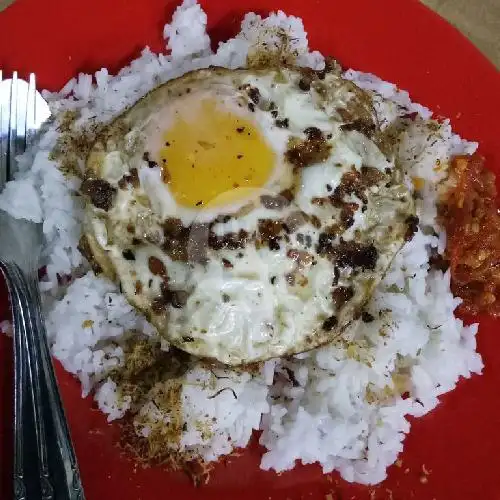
[81,178,116,211]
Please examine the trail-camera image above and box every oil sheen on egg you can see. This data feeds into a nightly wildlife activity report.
[158,99,275,208]
[81,66,415,365]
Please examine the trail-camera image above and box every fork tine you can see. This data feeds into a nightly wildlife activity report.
[0,70,8,191]
[26,73,36,149]
[13,73,28,179]
[8,71,18,183]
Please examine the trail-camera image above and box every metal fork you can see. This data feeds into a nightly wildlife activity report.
[0,72,85,500]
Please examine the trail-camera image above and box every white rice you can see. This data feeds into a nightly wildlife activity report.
[0,320,12,338]
[0,0,483,485]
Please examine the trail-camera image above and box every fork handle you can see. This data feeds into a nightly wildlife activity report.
[1,263,85,500]
[27,270,85,500]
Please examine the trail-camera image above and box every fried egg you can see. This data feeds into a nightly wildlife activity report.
[80,66,415,365]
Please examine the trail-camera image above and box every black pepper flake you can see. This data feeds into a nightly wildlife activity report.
[165,142,170,146]
[404,215,419,242]
[322,316,338,331]
[248,102,255,112]
[196,200,203,206]
[236,127,245,133]
[269,239,280,251]
[326,184,332,192]
[222,258,233,269]
[332,266,340,286]
[216,214,232,224]
[148,279,153,288]
[143,152,157,169]
[275,118,289,128]
[284,367,300,387]
[317,232,334,255]
[122,249,135,261]
[361,311,375,323]
[270,276,277,285]
[298,78,311,91]
[237,154,243,159]
[182,336,194,342]
[247,86,260,104]
[304,127,323,140]
[271,110,278,118]
[222,293,230,303]
[207,387,237,400]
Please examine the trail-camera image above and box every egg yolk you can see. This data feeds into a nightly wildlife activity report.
[159,100,275,208]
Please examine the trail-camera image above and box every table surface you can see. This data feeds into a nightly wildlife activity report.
[422,0,500,68]
[0,0,499,69]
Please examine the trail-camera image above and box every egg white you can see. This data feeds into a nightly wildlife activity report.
[83,66,414,365]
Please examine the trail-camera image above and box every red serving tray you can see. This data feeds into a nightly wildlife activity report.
[0,0,499,499]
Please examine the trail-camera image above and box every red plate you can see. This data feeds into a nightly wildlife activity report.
[0,0,499,498]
